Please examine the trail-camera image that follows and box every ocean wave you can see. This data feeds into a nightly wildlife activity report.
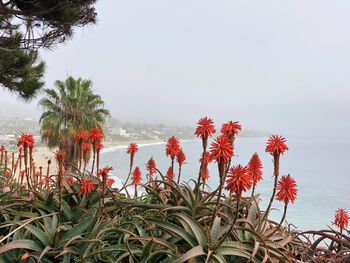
[101,139,198,154]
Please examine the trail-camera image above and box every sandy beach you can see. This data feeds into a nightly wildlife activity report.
[31,139,165,170]
[32,147,56,169]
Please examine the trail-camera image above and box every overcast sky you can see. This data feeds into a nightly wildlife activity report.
[1,1,350,139]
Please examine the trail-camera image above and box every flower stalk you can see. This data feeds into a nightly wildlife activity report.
[262,152,280,223]
[120,143,138,192]
[262,135,288,223]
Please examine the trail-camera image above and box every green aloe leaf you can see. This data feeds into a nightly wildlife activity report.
[210,216,221,242]
[127,236,176,252]
[140,240,154,261]
[216,248,255,261]
[4,211,39,218]
[216,241,264,263]
[146,217,197,247]
[37,245,52,262]
[173,245,205,263]
[175,213,207,248]
[61,199,74,220]
[23,224,49,246]
[62,212,96,240]
[148,251,175,262]
[247,196,259,222]
[33,199,53,212]
[0,239,42,254]
[211,254,228,263]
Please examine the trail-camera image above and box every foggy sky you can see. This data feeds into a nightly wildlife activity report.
[1,1,350,139]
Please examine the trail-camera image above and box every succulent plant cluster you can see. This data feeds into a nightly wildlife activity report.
[0,118,348,262]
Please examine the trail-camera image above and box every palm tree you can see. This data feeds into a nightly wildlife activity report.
[39,76,110,164]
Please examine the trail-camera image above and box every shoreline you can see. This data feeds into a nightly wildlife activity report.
[32,138,198,168]
[102,139,165,149]
[32,136,266,167]
[102,138,199,153]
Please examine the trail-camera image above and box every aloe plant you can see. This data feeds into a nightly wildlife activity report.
[0,121,349,262]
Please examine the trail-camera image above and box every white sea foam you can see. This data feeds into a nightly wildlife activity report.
[109,175,137,196]
[101,139,197,154]
[101,141,165,154]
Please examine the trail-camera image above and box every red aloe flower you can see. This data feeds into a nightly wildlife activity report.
[6,170,11,177]
[176,149,186,183]
[276,174,297,204]
[263,135,288,222]
[199,151,212,165]
[195,117,216,149]
[225,165,252,197]
[210,135,234,164]
[122,143,139,190]
[79,178,95,195]
[98,166,113,179]
[201,166,209,181]
[107,178,115,186]
[127,143,138,155]
[89,128,104,145]
[166,166,175,182]
[195,117,216,138]
[265,135,288,155]
[131,166,142,184]
[82,142,91,152]
[247,153,263,184]
[146,157,157,176]
[55,150,65,163]
[221,121,241,142]
[165,136,180,159]
[176,149,186,166]
[18,133,35,148]
[75,130,88,142]
[199,151,211,184]
[333,208,349,230]
[0,145,5,152]
[96,143,104,151]
[35,171,40,177]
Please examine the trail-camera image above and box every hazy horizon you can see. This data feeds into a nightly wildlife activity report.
[1,1,350,139]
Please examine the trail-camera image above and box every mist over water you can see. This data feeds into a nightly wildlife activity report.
[100,137,350,230]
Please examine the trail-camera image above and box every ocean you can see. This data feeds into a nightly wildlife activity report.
[100,137,350,231]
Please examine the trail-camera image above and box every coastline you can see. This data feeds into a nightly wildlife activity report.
[33,136,265,167]
[32,138,193,169]
[102,138,199,154]
[102,139,165,150]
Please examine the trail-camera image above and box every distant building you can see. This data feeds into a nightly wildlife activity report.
[109,128,130,137]
[0,134,16,146]
[147,133,159,140]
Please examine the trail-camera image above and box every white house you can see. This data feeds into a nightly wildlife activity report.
[109,128,130,137]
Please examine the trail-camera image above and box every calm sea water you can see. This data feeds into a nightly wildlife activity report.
[100,137,350,230]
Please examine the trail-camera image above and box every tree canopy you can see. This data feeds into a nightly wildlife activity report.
[39,76,110,163]
[0,0,98,99]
